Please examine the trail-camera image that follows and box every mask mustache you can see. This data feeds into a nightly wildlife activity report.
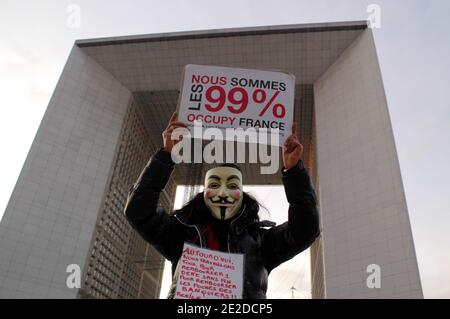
[210,197,236,205]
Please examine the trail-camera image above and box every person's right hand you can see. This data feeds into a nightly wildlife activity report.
[162,112,188,153]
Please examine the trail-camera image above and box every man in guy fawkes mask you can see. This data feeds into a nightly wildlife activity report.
[124,112,320,299]
[204,165,243,221]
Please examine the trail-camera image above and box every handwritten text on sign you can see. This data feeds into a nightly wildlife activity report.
[174,243,244,299]
[178,64,295,145]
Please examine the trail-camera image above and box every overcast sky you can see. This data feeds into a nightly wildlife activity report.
[0,0,449,298]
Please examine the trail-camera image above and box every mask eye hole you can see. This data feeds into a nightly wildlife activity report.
[208,183,220,189]
[227,183,239,190]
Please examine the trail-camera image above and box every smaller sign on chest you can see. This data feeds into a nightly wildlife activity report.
[174,242,244,299]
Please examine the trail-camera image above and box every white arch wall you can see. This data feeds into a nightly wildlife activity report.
[0,46,130,298]
[314,29,423,298]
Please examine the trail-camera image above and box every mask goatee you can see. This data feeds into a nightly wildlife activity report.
[220,206,226,221]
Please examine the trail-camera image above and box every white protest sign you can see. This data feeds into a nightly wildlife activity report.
[177,64,295,146]
[174,243,244,299]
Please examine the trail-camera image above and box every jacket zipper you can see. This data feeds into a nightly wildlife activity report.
[174,215,203,248]
[227,205,246,253]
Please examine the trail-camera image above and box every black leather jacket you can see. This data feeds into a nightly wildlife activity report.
[124,148,320,299]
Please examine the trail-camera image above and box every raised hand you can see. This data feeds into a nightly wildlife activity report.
[282,122,304,171]
[162,112,188,153]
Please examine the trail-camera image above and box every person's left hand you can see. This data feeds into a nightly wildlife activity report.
[282,122,304,171]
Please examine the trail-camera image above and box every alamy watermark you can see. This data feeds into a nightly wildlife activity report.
[66,264,81,289]
[366,264,381,289]
[367,4,381,29]
[66,4,81,29]
[170,121,281,175]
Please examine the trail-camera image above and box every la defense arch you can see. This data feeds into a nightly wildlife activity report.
[0,21,423,298]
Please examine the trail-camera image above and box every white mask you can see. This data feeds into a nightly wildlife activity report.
[203,166,243,220]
